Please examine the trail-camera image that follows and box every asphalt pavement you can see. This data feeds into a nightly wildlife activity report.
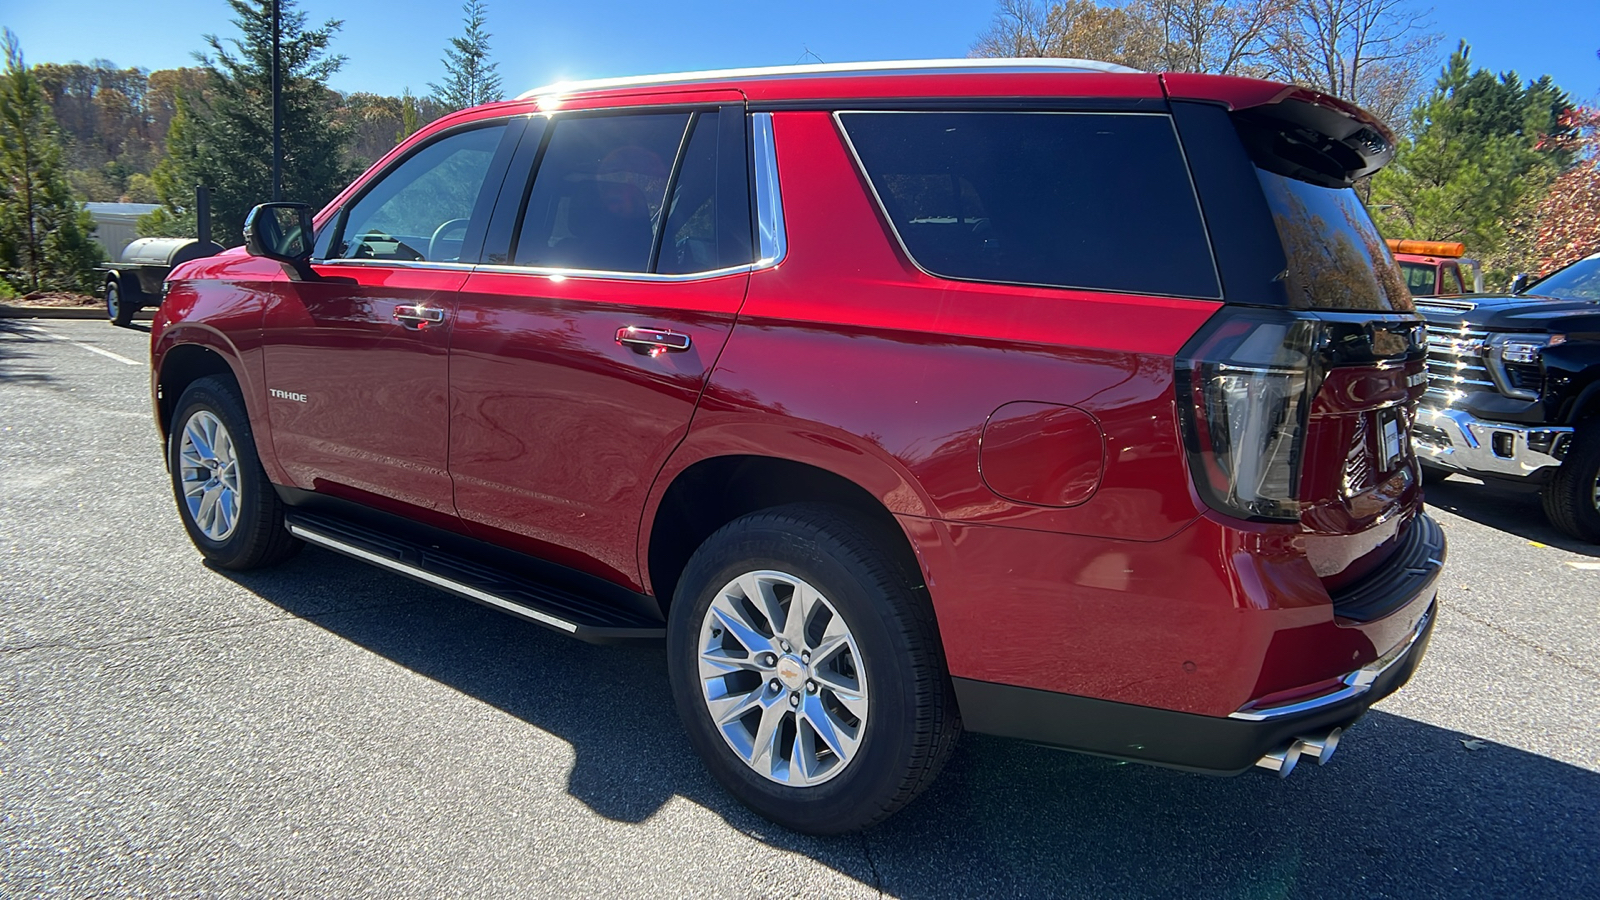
[2,319,1597,898]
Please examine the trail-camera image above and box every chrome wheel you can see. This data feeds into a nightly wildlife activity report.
[697,570,869,786]
[177,409,242,542]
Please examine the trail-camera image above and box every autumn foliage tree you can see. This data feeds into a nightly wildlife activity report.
[1534,106,1600,274]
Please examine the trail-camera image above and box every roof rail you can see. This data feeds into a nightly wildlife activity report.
[518,57,1141,99]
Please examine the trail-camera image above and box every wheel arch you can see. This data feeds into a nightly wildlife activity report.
[643,453,930,616]
[1564,379,1600,426]
[153,329,251,440]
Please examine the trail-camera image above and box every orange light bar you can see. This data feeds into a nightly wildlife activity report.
[1386,238,1465,258]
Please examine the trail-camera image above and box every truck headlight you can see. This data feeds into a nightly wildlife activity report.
[1491,333,1564,364]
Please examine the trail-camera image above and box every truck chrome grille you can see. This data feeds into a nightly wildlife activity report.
[1423,324,1495,404]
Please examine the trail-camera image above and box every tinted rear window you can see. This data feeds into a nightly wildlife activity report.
[839,111,1220,299]
[1255,168,1412,312]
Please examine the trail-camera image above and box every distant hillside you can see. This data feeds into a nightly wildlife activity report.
[34,59,444,203]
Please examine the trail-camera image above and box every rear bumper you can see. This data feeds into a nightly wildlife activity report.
[955,601,1436,774]
[1414,405,1571,478]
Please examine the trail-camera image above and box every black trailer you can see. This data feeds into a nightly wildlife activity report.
[99,187,222,326]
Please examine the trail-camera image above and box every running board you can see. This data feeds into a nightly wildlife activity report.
[284,511,665,644]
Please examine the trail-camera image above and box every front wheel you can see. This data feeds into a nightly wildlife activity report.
[1541,423,1600,542]
[666,504,959,834]
[168,375,301,569]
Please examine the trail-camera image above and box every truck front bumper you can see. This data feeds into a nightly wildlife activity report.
[1414,406,1572,478]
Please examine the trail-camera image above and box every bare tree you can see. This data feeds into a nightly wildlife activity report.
[971,0,1054,57]
[973,0,1165,70]
[1139,0,1285,75]
[1264,0,1439,129]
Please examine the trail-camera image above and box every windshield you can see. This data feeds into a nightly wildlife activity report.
[1399,261,1437,296]
[1256,168,1412,312]
[1529,254,1600,301]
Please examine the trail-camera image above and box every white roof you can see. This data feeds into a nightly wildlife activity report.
[519,57,1140,100]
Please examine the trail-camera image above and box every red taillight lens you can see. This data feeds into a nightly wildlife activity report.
[1176,309,1425,523]
[1177,308,1319,520]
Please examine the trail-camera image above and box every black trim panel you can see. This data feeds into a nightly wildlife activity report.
[954,602,1435,774]
[1169,100,1291,308]
[1330,513,1446,622]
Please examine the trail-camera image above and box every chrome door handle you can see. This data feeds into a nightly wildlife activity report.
[616,326,691,356]
[394,305,446,329]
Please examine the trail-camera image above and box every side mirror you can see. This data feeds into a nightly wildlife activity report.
[1510,272,1531,294]
[243,202,316,278]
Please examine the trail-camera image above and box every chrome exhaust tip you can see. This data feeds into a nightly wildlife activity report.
[1254,742,1302,778]
[1296,727,1342,765]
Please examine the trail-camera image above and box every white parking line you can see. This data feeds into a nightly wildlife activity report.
[18,324,141,366]
[1565,561,1600,571]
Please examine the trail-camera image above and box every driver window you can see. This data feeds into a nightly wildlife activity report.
[330,123,507,263]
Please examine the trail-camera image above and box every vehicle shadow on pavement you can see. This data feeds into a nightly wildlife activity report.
[1425,475,1600,557]
[0,319,61,387]
[220,548,1600,898]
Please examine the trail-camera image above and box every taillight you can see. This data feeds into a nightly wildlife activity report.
[1176,308,1425,523]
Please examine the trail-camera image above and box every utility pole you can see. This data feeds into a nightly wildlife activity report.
[271,0,282,201]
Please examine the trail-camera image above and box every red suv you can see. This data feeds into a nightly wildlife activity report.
[152,59,1444,834]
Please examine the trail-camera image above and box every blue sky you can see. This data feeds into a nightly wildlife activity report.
[5,1,1598,102]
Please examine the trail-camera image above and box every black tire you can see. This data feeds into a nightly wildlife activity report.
[106,277,136,327]
[1541,422,1600,542]
[168,375,301,569]
[666,503,959,834]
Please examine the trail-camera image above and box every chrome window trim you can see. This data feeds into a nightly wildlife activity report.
[472,262,757,283]
[309,256,756,283]
[313,258,479,272]
[751,113,787,269]
[832,109,1224,302]
[519,58,1141,100]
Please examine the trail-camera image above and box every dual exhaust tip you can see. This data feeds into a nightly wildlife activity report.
[1254,727,1342,778]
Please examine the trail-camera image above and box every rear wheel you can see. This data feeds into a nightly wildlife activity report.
[666,503,958,834]
[1541,423,1600,542]
[105,277,135,327]
[168,375,301,569]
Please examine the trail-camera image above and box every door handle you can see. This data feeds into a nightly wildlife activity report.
[394,305,446,330]
[616,326,692,356]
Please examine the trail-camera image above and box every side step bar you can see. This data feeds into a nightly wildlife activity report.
[284,511,665,644]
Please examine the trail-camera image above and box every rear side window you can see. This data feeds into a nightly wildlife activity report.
[514,113,690,273]
[838,111,1219,299]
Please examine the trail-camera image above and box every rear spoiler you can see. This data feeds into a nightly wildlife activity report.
[1162,73,1395,187]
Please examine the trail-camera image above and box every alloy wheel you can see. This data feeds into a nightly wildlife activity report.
[177,409,243,541]
[697,569,869,786]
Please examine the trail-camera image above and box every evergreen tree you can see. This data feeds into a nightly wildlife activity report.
[429,1,503,113]
[398,88,420,142]
[1371,43,1577,286]
[144,0,354,246]
[0,30,102,293]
